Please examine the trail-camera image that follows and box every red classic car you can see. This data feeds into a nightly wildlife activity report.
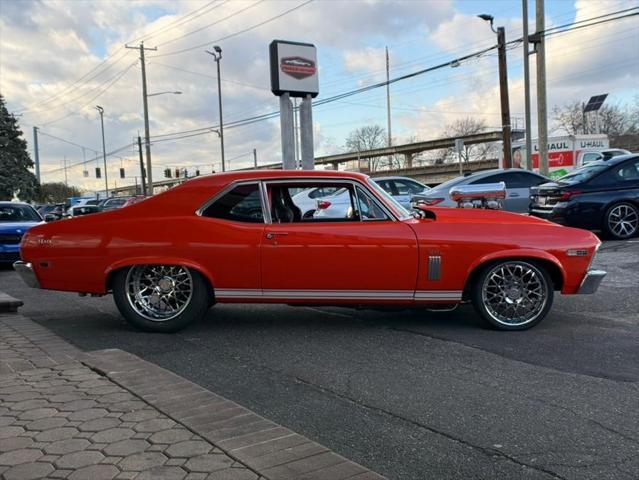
[14,170,605,332]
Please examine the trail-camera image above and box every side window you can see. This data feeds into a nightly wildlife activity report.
[355,187,390,221]
[507,172,545,188]
[201,184,263,223]
[393,180,412,195]
[582,153,602,165]
[269,183,356,223]
[614,160,639,181]
[470,173,506,185]
[376,180,397,196]
[308,186,342,199]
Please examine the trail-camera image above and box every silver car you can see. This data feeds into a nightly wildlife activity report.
[411,169,549,213]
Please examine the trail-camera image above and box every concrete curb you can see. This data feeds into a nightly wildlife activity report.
[80,349,385,480]
[0,292,23,313]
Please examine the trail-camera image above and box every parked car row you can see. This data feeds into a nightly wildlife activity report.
[407,154,638,240]
[36,195,147,222]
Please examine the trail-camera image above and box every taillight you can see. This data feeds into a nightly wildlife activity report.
[559,191,582,201]
[317,200,332,209]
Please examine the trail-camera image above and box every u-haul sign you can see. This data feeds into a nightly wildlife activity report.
[510,134,610,178]
[269,40,319,98]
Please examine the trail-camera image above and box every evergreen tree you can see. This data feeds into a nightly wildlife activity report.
[0,94,39,201]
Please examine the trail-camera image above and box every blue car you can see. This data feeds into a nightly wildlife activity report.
[0,202,43,263]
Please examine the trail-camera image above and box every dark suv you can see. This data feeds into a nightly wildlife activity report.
[530,154,639,239]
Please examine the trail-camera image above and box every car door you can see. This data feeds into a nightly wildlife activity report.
[503,172,548,212]
[260,180,419,302]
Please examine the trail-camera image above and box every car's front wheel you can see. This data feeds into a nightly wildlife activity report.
[603,202,639,240]
[112,264,211,332]
[471,260,553,331]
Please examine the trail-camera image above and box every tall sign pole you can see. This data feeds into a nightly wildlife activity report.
[522,0,533,170]
[385,46,392,148]
[535,0,549,176]
[137,135,147,196]
[126,42,157,194]
[270,40,319,170]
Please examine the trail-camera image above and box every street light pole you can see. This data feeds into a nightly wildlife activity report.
[522,0,533,170]
[95,106,109,197]
[206,45,225,172]
[479,14,512,169]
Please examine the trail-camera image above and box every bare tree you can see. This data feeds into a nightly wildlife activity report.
[437,117,497,163]
[344,125,388,171]
[552,100,638,137]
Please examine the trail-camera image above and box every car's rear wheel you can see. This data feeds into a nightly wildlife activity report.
[471,260,553,331]
[113,264,211,332]
[603,202,639,240]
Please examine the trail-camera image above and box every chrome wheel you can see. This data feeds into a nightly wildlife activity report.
[125,265,193,322]
[481,262,548,327]
[607,204,638,239]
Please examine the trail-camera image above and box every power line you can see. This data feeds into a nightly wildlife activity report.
[152,0,315,58]
[41,142,136,174]
[155,0,264,47]
[39,61,138,127]
[149,61,269,90]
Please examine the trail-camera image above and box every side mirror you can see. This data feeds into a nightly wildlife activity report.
[449,182,506,209]
[44,213,56,222]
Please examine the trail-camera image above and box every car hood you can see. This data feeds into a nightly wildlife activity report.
[416,206,555,226]
[0,221,42,233]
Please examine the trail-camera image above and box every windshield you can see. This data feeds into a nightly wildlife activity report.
[558,163,608,184]
[366,179,411,219]
[0,205,42,222]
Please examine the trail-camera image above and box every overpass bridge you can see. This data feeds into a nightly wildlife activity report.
[107,131,502,196]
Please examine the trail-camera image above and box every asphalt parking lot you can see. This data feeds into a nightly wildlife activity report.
[1,239,638,480]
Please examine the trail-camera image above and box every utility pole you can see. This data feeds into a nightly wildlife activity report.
[535,0,549,176]
[95,106,109,197]
[253,148,257,168]
[385,46,392,148]
[205,46,225,172]
[522,0,533,170]
[32,127,41,183]
[478,14,512,169]
[63,156,68,187]
[497,26,512,169]
[137,135,147,196]
[126,42,157,194]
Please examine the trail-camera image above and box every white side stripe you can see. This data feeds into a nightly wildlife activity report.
[215,289,462,301]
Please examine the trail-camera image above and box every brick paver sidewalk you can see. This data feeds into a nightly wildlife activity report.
[0,311,384,480]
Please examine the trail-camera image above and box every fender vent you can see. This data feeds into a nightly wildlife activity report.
[428,256,441,281]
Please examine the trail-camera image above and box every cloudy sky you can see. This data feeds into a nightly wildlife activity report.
[1,0,638,191]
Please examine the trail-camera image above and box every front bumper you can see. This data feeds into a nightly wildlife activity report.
[577,269,606,294]
[13,261,40,289]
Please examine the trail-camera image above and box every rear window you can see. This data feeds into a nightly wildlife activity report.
[201,184,263,223]
[0,205,41,222]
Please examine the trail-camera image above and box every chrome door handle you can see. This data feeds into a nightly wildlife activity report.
[265,232,288,240]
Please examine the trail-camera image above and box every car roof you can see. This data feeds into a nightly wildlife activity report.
[372,176,421,182]
[0,201,33,207]
[467,168,544,177]
[177,169,370,190]
[600,153,638,165]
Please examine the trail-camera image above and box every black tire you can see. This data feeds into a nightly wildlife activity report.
[112,265,211,333]
[471,260,554,331]
[602,202,639,240]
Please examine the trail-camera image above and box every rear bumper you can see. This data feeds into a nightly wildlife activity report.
[577,269,606,294]
[530,207,568,225]
[13,261,40,289]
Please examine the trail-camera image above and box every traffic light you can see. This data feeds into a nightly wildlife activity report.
[184,169,189,178]
[175,168,180,178]
[119,168,125,179]
[95,167,101,179]
[164,168,171,178]
[195,169,200,176]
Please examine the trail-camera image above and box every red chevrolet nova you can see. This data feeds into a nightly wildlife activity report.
[14,170,605,332]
